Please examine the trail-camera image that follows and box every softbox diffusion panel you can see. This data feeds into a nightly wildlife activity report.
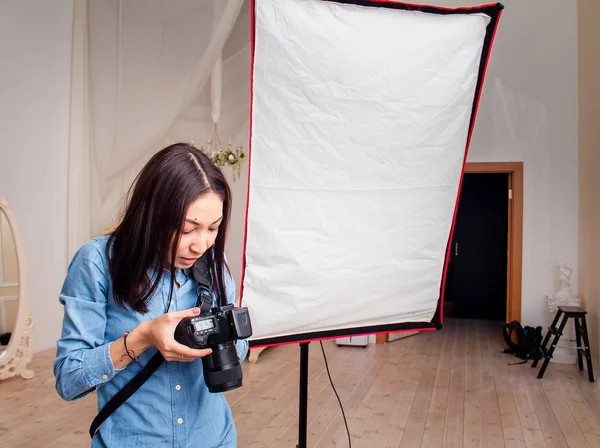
[242,0,503,347]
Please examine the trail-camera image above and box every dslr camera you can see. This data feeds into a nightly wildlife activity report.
[174,259,252,393]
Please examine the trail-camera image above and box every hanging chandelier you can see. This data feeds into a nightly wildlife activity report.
[198,123,246,181]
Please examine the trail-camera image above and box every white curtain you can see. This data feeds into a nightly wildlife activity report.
[167,5,251,158]
[68,0,247,260]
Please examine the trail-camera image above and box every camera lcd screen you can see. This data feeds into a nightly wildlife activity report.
[193,319,214,332]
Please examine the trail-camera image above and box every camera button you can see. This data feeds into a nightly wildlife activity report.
[175,385,181,391]
[177,418,183,425]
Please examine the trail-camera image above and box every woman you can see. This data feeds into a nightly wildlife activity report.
[54,143,248,447]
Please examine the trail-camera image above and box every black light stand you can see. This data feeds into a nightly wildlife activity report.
[297,342,310,448]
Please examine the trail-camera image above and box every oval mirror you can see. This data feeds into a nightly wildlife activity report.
[0,197,34,380]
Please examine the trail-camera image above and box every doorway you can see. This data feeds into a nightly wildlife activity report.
[445,173,508,320]
[459,162,523,323]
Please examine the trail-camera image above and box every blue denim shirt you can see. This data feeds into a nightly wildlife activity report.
[53,236,249,447]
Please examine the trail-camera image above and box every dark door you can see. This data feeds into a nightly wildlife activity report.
[444,173,509,320]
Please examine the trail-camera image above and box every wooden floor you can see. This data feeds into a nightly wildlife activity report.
[1,318,600,447]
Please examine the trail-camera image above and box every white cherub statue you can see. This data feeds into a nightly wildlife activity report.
[556,262,572,299]
[548,262,580,313]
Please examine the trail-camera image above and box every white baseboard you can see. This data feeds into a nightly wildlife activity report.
[336,335,369,347]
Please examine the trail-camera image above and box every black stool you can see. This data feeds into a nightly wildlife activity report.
[532,305,594,382]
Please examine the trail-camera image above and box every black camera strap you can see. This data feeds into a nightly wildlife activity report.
[89,350,165,438]
[192,254,214,315]
[196,283,214,315]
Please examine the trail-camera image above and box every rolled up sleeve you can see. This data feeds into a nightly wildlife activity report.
[53,240,119,401]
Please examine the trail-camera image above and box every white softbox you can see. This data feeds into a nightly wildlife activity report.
[240,0,503,347]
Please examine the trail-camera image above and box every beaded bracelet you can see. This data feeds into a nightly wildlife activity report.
[121,331,139,362]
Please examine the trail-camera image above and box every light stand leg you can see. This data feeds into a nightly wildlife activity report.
[297,342,310,448]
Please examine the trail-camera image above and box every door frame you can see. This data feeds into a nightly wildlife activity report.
[376,161,523,344]
[464,162,523,323]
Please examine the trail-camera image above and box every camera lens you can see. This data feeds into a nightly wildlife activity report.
[201,341,243,393]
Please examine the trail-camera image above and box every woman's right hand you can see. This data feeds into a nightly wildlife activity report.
[142,307,213,362]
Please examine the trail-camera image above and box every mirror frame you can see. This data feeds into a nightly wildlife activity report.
[0,197,34,380]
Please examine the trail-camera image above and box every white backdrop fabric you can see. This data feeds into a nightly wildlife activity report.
[242,0,493,344]
[67,0,246,259]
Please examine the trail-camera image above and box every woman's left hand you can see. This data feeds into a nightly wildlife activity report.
[140,307,213,362]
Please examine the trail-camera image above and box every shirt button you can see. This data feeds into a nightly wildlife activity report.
[175,385,181,391]
[102,375,108,380]
[177,418,183,424]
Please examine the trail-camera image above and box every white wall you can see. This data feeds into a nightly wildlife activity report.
[0,0,73,352]
[459,0,579,328]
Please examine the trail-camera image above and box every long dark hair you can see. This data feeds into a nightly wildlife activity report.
[106,143,232,313]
